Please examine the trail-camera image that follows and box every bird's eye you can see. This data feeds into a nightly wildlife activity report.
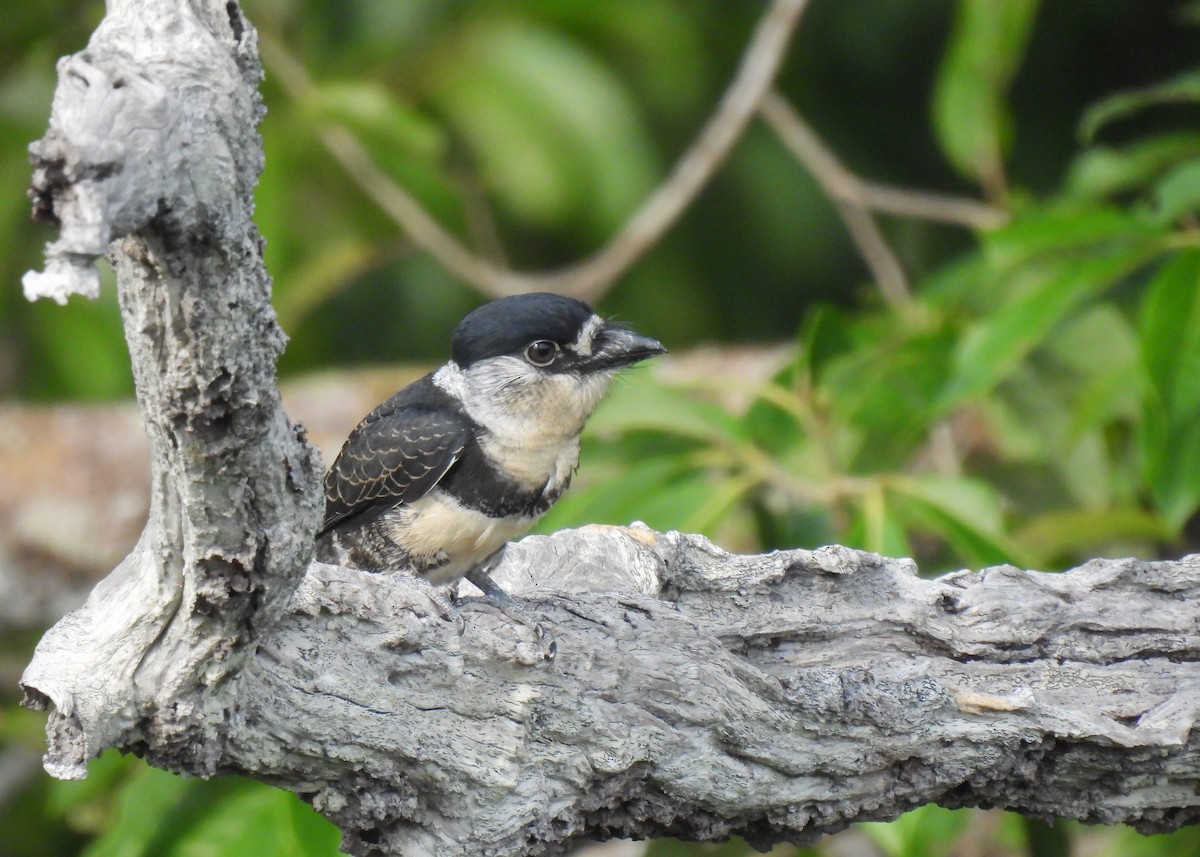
[524,340,559,367]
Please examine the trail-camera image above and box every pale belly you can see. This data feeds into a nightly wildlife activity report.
[384,491,538,584]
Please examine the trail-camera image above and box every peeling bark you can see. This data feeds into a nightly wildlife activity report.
[20,0,322,777]
[17,2,1200,857]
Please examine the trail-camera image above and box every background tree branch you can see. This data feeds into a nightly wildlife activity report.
[16,2,1200,857]
[260,0,812,304]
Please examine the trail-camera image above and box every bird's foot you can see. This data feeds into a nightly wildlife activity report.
[457,548,556,661]
[464,545,511,598]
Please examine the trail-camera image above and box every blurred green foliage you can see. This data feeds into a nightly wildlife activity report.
[4,1,1200,856]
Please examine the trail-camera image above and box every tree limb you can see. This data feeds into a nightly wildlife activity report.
[17,3,1200,857]
[20,0,322,776]
[30,522,1200,856]
[245,535,1200,856]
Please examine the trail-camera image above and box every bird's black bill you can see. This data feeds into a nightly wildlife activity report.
[587,324,668,371]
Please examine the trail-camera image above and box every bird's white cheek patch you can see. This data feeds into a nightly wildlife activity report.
[570,314,605,357]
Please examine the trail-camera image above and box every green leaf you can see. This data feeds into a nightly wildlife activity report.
[1047,304,1141,442]
[939,244,1158,409]
[920,252,992,310]
[541,461,743,538]
[46,750,139,830]
[844,482,912,558]
[300,80,444,161]
[588,373,748,444]
[26,280,132,401]
[1080,68,1200,143]
[82,766,206,857]
[743,359,810,458]
[431,19,656,232]
[983,206,1161,270]
[822,328,957,471]
[1152,157,1200,224]
[83,768,341,857]
[801,303,858,379]
[536,454,699,532]
[861,805,986,857]
[1016,507,1172,563]
[1066,134,1200,202]
[171,782,341,857]
[889,474,1022,568]
[523,0,712,120]
[1137,250,1200,531]
[1139,250,1200,423]
[932,0,1040,187]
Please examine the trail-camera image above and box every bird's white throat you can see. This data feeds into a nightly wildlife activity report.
[432,359,612,488]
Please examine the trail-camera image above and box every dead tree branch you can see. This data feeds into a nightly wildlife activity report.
[235,536,1200,855]
[18,3,1200,857]
[20,0,322,773]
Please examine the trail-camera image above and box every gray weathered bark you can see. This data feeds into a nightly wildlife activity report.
[20,0,323,776]
[17,1,1200,856]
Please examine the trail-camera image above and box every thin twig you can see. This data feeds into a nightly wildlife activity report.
[856,182,1008,230]
[759,91,913,308]
[261,0,811,304]
[759,91,1009,310]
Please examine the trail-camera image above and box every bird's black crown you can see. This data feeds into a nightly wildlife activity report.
[451,292,595,367]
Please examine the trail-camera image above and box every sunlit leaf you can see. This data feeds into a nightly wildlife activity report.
[1079,68,1200,143]
[82,768,341,857]
[1066,134,1200,202]
[889,474,1022,568]
[1152,158,1200,224]
[82,767,210,857]
[939,245,1159,409]
[983,207,1161,270]
[171,781,341,857]
[431,19,656,232]
[932,0,1039,187]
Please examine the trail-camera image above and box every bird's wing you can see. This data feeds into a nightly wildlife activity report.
[318,407,470,535]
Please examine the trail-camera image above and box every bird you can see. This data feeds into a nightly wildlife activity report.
[314,292,667,595]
